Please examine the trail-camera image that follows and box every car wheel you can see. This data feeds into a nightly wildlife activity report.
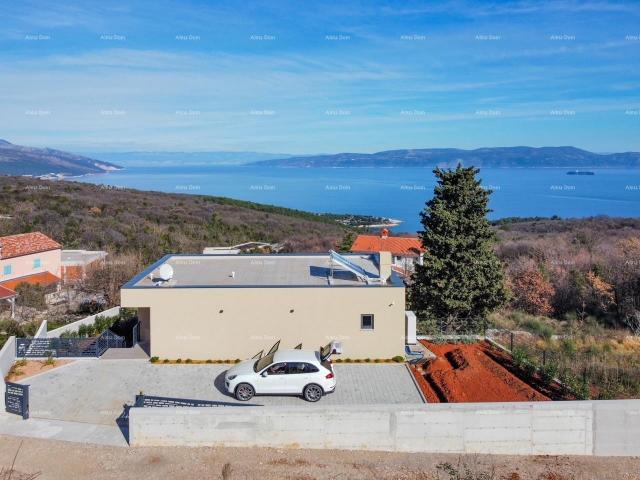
[303,383,324,402]
[235,383,255,401]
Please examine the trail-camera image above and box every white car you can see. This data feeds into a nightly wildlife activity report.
[224,348,336,402]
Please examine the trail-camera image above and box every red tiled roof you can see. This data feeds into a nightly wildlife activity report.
[0,271,60,290]
[0,232,61,259]
[350,234,425,256]
[0,285,16,300]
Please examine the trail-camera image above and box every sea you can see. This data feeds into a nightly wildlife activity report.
[77,166,640,233]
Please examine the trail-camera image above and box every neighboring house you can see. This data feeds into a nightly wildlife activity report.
[350,229,425,276]
[121,251,411,360]
[202,241,284,255]
[0,232,62,289]
[61,249,107,283]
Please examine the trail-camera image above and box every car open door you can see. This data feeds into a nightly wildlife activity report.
[266,340,280,356]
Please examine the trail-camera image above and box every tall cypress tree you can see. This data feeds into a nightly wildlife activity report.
[410,165,508,332]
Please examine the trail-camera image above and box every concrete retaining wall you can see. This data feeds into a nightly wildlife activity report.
[129,400,640,456]
[34,320,48,338]
[0,336,16,396]
[0,336,16,379]
[46,306,121,338]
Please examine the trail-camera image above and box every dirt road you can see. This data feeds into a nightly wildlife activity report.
[1,435,639,480]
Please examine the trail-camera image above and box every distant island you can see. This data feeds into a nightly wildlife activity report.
[0,139,122,176]
[250,146,640,168]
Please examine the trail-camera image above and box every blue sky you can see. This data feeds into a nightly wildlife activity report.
[1,0,639,153]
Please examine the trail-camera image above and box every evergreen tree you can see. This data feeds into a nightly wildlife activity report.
[410,165,508,332]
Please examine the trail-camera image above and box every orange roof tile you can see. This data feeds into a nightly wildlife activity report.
[0,285,16,300]
[0,232,61,259]
[350,234,425,256]
[0,271,60,290]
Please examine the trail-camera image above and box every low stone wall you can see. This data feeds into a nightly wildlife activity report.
[129,400,640,456]
[46,306,121,338]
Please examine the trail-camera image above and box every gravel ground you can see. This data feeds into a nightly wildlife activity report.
[1,435,639,480]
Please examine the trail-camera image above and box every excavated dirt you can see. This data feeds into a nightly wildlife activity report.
[414,341,550,403]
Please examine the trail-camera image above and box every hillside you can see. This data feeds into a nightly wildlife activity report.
[0,176,350,262]
[0,140,122,176]
[251,146,640,168]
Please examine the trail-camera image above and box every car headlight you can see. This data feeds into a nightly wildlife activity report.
[227,375,237,381]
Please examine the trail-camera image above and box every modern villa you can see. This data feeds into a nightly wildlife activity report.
[121,251,410,360]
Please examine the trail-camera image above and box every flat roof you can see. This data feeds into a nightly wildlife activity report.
[124,253,404,289]
[62,249,107,265]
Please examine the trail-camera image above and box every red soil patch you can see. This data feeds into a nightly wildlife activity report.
[414,340,550,403]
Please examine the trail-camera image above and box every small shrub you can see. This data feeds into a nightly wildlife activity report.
[334,358,343,363]
[150,356,159,363]
[343,358,352,363]
[163,359,169,364]
[43,354,56,366]
[374,358,381,363]
[176,358,182,364]
[364,358,371,363]
[186,358,193,364]
[206,359,213,364]
[392,355,404,363]
[234,358,241,363]
[354,359,362,363]
[539,362,559,384]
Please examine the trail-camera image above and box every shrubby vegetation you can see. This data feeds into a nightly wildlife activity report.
[496,217,640,330]
[0,176,350,265]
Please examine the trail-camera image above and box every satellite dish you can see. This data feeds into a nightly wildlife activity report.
[156,264,174,282]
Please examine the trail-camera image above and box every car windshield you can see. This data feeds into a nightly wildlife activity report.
[253,352,275,372]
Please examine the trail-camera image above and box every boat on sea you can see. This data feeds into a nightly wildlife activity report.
[566,170,595,175]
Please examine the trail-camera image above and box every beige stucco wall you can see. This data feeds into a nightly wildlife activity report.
[0,249,61,282]
[121,286,406,360]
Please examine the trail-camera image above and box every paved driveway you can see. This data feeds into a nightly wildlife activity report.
[20,360,423,425]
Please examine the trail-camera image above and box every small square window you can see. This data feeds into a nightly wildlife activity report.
[33,258,41,269]
[3,264,12,275]
[361,314,374,330]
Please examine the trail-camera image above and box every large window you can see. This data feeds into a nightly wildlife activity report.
[33,258,41,269]
[3,264,11,275]
[361,314,374,330]
[288,362,319,374]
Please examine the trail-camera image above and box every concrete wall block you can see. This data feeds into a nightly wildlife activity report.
[129,401,640,455]
[532,413,591,431]
[464,426,532,443]
[463,411,532,429]
[464,440,534,455]
[532,429,588,445]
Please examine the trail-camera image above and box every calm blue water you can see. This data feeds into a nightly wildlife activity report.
[78,166,640,233]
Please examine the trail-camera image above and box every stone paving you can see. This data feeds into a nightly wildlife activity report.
[17,359,423,426]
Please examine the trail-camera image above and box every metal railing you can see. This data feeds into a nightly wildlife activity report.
[16,329,125,358]
[134,394,260,408]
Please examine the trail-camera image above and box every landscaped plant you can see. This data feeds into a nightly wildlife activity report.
[43,354,56,366]
[206,359,213,364]
[186,358,193,364]
[392,356,405,363]
[163,359,169,363]
[176,358,182,363]
[150,356,159,363]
